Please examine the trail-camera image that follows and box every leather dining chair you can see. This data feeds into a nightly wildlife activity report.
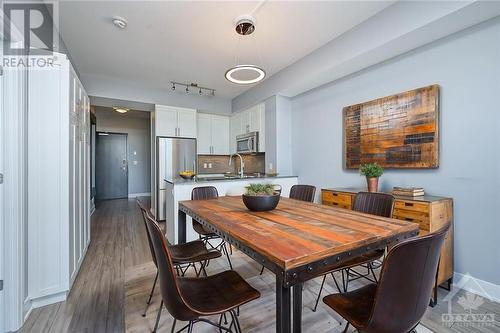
[191,186,233,269]
[313,192,394,311]
[260,184,317,275]
[144,212,261,333]
[289,184,317,203]
[323,223,450,333]
[136,199,222,320]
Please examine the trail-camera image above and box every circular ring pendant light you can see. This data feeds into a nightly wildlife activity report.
[225,15,266,85]
[225,65,265,85]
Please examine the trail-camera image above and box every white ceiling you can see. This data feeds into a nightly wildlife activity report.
[58,1,393,100]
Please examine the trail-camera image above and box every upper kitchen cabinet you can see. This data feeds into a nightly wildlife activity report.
[155,105,197,138]
[230,103,265,153]
[197,113,230,155]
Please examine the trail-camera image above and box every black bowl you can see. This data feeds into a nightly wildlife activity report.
[242,193,281,211]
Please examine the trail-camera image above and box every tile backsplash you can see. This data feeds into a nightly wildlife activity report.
[198,153,265,175]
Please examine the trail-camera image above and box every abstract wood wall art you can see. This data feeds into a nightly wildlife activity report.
[344,85,439,169]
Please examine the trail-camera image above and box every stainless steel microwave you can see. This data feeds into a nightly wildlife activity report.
[236,131,259,154]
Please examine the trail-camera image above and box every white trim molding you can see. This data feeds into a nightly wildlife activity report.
[128,192,151,198]
[452,272,500,304]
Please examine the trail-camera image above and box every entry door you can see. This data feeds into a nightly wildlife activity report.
[95,132,128,200]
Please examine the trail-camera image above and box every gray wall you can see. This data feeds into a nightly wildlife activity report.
[291,18,500,285]
[95,107,151,195]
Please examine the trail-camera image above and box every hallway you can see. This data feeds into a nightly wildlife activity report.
[20,199,151,332]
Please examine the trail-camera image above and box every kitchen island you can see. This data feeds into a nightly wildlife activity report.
[163,175,299,244]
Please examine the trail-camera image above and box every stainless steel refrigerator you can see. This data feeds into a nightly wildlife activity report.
[156,137,197,221]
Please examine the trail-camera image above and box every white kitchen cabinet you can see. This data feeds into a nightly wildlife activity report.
[230,103,265,153]
[197,113,212,154]
[27,53,91,307]
[155,105,197,138]
[156,106,177,136]
[211,115,230,154]
[177,109,197,138]
[230,112,242,153]
[197,113,229,155]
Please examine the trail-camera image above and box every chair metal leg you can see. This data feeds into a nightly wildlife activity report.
[343,269,350,292]
[342,322,350,333]
[201,261,208,277]
[369,263,378,283]
[313,274,327,312]
[187,321,194,333]
[230,310,242,333]
[222,243,233,269]
[331,273,343,293]
[143,270,158,317]
[171,319,177,333]
[259,265,265,275]
[152,301,163,333]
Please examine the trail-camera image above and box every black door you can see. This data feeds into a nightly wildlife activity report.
[96,132,128,199]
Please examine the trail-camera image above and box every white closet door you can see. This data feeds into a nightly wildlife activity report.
[211,115,230,155]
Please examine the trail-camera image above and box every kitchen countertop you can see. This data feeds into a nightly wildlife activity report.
[165,175,298,185]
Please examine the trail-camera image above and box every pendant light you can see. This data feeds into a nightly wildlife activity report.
[225,15,266,85]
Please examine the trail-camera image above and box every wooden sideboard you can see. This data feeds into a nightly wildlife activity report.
[322,188,453,305]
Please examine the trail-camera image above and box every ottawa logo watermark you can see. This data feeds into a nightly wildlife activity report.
[441,273,496,328]
[2,1,58,70]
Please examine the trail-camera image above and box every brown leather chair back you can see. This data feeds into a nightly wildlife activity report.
[137,199,158,267]
[352,192,394,218]
[367,223,450,333]
[192,186,219,200]
[144,213,198,321]
[289,185,316,202]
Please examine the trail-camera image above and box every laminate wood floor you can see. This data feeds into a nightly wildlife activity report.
[19,198,500,333]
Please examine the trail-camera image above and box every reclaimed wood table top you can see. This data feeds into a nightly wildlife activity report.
[179,196,419,272]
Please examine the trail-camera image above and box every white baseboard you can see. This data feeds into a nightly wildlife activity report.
[452,272,500,303]
[28,291,67,310]
[128,192,151,198]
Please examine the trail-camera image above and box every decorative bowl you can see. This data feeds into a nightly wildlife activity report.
[179,172,196,180]
[242,193,281,211]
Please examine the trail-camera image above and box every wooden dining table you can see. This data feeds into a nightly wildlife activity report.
[178,196,419,333]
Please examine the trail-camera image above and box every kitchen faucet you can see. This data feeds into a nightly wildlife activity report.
[229,153,245,178]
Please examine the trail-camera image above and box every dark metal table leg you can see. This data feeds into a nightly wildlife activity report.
[293,284,303,333]
[178,210,186,244]
[276,277,291,333]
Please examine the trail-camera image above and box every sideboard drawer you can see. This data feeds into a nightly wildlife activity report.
[392,211,431,231]
[322,191,353,209]
[394,200,429,214]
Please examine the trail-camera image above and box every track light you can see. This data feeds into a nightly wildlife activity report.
[170,81,216,97]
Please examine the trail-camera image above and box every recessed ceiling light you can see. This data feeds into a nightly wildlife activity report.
[113,107,129,114]
[225,65,266,85]
[112,16,127,29]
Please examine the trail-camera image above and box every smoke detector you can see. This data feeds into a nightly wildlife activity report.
[112,16,127,29]
[234,15,256,35]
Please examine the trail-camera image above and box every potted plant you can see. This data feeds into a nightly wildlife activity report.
[242,183,281,211]
[360,163,384,192]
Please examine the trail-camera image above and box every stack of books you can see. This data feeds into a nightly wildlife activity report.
[392,187,425,197]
